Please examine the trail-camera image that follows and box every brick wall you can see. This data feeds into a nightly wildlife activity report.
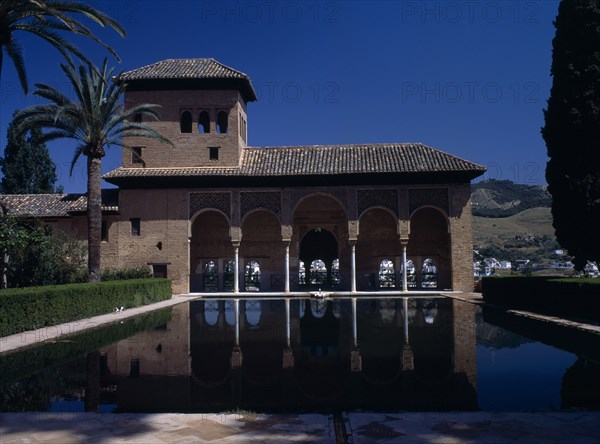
[123,89,247,168]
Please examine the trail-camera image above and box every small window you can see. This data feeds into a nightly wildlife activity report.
[198,111,210,133]
[130,218,141,236]
[131,147,143,164]
[134,113,142,123]
[180,110,192,133]
[217,111,228,134]
[152,264,167,279]
[101,220,108,242]
[209,147,219,161]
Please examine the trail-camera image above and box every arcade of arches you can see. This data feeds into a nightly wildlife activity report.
[188,185,472,293]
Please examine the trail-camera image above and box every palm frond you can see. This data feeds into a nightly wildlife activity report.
[4,40,28,94]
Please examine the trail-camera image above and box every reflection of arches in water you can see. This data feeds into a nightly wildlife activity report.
[225,300,235,326]
[421,258,438,289]
[204,300,219,326]
[424,300,438,324]
[244,260,261,291]
[310,299,327,318]
[332,299,342,319]
[379,299,397,325]
[379,259,396,288]
[245,300,261,327]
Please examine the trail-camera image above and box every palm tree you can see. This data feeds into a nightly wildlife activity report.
[0,0,125,94]
[14,59,172,281]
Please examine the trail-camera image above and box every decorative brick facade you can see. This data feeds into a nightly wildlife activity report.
[1,59,484,295]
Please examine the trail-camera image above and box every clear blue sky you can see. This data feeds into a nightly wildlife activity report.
[0,0,560,193]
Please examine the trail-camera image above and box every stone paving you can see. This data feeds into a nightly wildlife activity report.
[1,411,600,443]
[0,413,335,443]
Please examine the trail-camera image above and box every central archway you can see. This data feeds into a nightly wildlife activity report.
[299,228,338,289]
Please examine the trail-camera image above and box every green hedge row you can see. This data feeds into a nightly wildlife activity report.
[482,276,600,320]
[0,279,172,337]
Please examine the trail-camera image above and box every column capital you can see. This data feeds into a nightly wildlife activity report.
[230,226,242,244]
[281,224,293,242]
[348,220,359,240]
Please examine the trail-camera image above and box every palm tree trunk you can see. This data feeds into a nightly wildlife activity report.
[87,155,102,282]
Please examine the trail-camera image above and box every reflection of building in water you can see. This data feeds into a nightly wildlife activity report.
[98,298,477,412]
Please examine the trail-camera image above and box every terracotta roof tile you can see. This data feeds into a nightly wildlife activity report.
[117,58,257,101]
[119,58,249,81]
[1,189,119,217]
[103,143,485,180]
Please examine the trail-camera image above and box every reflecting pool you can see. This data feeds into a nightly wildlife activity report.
[1,297,599,413]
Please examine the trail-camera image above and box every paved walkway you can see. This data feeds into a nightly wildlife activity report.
[1,411,599,443]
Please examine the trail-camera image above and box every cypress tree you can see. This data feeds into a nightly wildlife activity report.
[541,0,600,270]
[0,112,59,194]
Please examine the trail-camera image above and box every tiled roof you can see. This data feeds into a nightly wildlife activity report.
[0,189,119,218]
[118,58,257,101]
[103,143,486,180]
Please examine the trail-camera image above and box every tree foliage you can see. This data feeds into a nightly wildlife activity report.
[541,0,600,270]
[13,59,172,282]
[0,112,60,194]
[0,218,86,288]
[0,0,125,93]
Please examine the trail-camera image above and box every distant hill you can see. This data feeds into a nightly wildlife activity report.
[471,179,551,217]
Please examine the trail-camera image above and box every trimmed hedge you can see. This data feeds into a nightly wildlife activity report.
[0,278,172,337]
[482,276,600,320]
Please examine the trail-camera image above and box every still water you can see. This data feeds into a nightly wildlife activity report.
[1,297,599,413]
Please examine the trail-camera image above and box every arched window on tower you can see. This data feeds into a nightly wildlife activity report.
[180,111,192,133]
[216,111,228,134]
[198,111,210,133]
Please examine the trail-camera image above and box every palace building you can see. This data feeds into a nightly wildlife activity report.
[1,58,485,295]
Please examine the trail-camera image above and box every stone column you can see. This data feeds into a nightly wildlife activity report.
[350,242,357,293]
[348,221,358,293]
[401,241,408,292]
[282,225,292,293]
[230,227,242,294]
[284,244,290,293]
[233,245,240,293]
